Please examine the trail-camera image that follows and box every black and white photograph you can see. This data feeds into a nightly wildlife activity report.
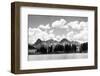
[11,2,97,74]
[28,15,88,61]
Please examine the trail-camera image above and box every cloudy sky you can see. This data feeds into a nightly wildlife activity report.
[28,15,88,44]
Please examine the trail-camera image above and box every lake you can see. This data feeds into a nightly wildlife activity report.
[28,53,88,61]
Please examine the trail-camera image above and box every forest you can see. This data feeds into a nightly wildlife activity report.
[28,39,88,54]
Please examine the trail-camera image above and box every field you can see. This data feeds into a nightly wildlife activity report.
[28,53,88,61]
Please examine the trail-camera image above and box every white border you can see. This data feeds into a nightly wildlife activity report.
[20,6,95,70]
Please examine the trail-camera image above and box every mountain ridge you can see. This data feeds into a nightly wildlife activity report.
[33,38,81,47]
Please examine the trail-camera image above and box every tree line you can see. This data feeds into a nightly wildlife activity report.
[28,42,88,54]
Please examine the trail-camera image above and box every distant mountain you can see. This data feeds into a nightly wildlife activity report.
[34,39,58,47]
[46,39,58,45]
[60,38,70,44]
[32,38,80,48]
[34,39,42,45]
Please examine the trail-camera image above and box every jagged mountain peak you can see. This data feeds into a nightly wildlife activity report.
[33,38,80,47]
[60,38,69,42]
[34,38,42,45]
[60,38,70,44]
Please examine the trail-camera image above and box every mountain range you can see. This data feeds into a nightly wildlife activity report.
[32,38,80,48]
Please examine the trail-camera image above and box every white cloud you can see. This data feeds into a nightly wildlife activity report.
[29,27,67,44]
[68,21,81,30]
[38,24,50,29]
[55,35,66,41]
[48,33,56,40]
[56,35,61,41]
[29,20,88,44]
[66,21,88,43]
[73,30,88,43]
[80,21,88,30]
[67,31,74,40]
[68,21,88,30]
[49,29,54,34]
[28,27,49,44]
[52,19,68,29]
[29,27,57,44]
